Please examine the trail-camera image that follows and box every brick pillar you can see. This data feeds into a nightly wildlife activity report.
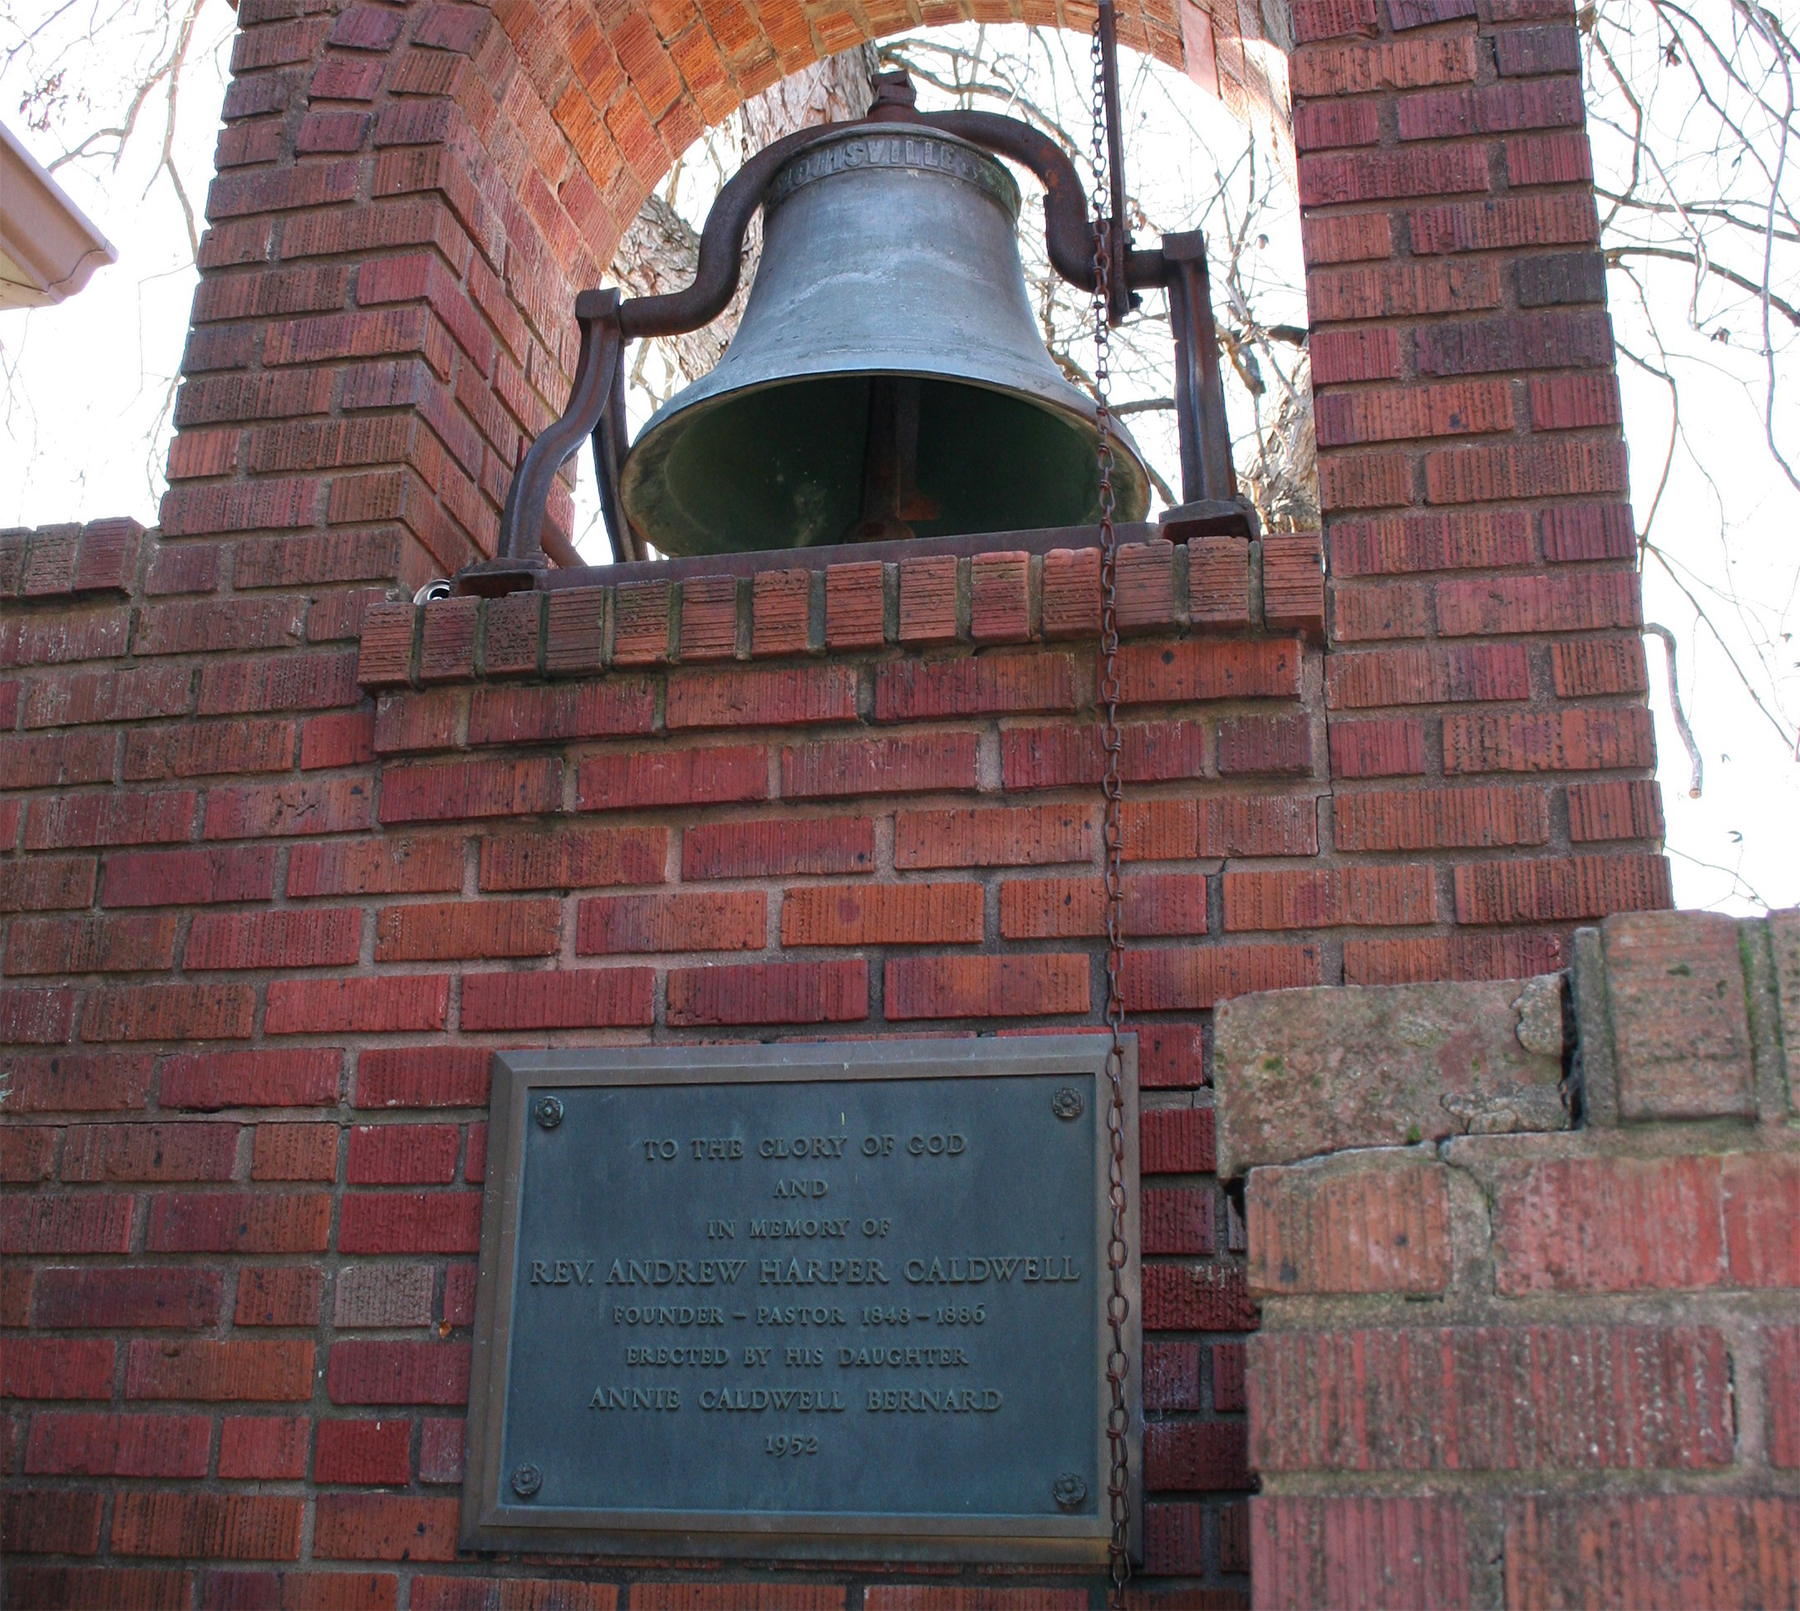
[1294,0,1668,981]
[1217,908,1800,1609]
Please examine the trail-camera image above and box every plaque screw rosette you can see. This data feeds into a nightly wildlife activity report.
[1052,1473,1088,1509]
[511,1463,543,1498]
[534,1096,564,1129]
[1051,1086,1085,1120]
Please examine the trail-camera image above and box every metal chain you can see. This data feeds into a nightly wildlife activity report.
[1089,12,1132,1607]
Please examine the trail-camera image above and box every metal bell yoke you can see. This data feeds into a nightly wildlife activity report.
[492,47,1248,573]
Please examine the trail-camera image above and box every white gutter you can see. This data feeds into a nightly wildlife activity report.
[1,120,118,309]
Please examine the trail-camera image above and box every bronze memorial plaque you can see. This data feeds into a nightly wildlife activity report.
[463,1037,1141,1562]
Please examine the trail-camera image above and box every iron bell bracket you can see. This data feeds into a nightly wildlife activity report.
[482,67,1253,578]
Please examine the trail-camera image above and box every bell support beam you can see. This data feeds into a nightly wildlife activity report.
[492,291,624,573]
[1160,231,1248,532]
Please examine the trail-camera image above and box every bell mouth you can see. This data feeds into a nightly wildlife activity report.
[619,371,1153,557]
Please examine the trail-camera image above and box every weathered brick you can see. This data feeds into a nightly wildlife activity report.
[1145,1420,1252,1492]
[1,1336,117,1400]
[0,1488,107,1553]
[1141,1107,1217,1175]
[1330,509,1531,576]
[780,735,979,799]
[465,681,653,745]
[145,1192,332,1254]
[1453,853,1672,923]
[0,856,100,913]
[264,976,450,1035]
[667,961,868,1026]
[102,845,276,907]
[457,966,654,1030]
[315,1419,413,1485]
[24,1412,212,1478]
[1144,1340,1202,1413]
[1292,34,1477,96]
[577,745,767,811]
[379,757,560,822]
[1116,637,1301,704]
[1143,1264,1257,1331]
[1327,642,1531,709]
[1603,911,1754,1120]
[479,825,667,889]
[668,664,858,729]
[289,836,464,897]
[1504,1495,1800,1610]
[184,908,362,970]
[1334,784,1549,850]
[1345,930,1566,985]
[1002,721,1208,789]
[1249,1158,1452,1295]
[4,913,181,976]
[82,982,255,1041]
[325,1341,471,1405]
[998,875,1208,939]
[235,1267,324,1327]
[354,1047,489,1109]
[374,898,558,961]
[895,805,1097,869]
[1123,944,1323,1011]
[347,1124,459,1185]
[162,1049,340,1109]
[1253,1496,1473,1611]
[204,776,373,840]
[126,1338,315,1401]
[682,818,872,881]
[784,883,982,946]
[1551,635,1647,697]
[112,1491,304,1561]
[338,1191,482,1254]
[312,1495,459,1562]
[1490,1155,1722,1295]
[1418,309,1613,376]
[217,1417,311,1481]
[1142,1186,1215,1255]
[1437,570,1639,635]
[750,568,812,657]
[577,890,765,952]
[884,954,1088,1019]
[1444,708,1655,773]
[59,1122,237,1182]
[1226,865,1437,929]
[1568,779,1664,842]
[23,790,198,850]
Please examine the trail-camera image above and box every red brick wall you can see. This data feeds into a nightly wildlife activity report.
[1219,909,1800,1610]
[0,0,1680,1604]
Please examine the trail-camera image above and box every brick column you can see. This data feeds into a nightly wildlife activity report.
[1217,908,1800,1609]
[1294,0,1668,982]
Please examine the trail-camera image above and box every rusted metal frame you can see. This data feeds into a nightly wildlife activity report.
[1161,231,1242,514]
[496,289,623,568]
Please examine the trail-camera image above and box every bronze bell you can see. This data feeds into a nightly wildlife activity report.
[617,126,1154,557]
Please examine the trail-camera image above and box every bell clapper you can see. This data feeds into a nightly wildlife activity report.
[849,376,941,543]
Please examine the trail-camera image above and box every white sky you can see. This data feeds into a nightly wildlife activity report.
[2,2,1793,915]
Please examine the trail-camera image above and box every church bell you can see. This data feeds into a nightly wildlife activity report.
[618,127,1154,557]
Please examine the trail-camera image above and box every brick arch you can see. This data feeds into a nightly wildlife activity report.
[163,0,1294,579]
[517,0,1289,274]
